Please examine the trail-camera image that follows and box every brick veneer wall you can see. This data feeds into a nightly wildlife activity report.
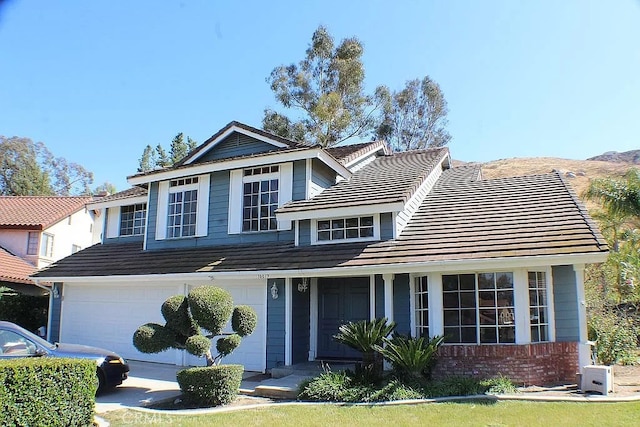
[432,342,579,385]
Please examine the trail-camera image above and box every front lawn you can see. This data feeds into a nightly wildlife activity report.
[101,401,640,426]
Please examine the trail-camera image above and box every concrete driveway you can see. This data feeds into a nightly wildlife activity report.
[95,360,182,413]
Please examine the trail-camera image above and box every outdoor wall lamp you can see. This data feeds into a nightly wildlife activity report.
[297,277,309,293]
[270,283,279,299]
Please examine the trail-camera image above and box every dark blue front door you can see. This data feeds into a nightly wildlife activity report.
[317,277,370,359]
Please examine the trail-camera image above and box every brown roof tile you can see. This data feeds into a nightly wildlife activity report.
[326,141,390,165]
[0,196,93,230]
[0,247,36,285]
[90,187,148,204]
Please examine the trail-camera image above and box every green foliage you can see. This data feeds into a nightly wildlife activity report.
[162,295,195,337]
[374,335,444,380]
[584,168,640,219]
[216,334,241,357]
[0,294,48,332]
[479,375,518,394]
[375,77,451,151]
[137,132,198,172]
[176,365,244,406]
[588,308,638,365]
[424,376,484,397]
[0,136,93,196]
[185,334,212,357]
[0,357,96,426]
[188,286,234,336]
[232,305,258,337]
[133,323,175,353]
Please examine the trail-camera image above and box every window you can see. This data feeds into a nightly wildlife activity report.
[442,272,515,344]
[167,181,198,238]
[120,203,147,236]
[26,232,39,255]
[71,244,81,254]
[242,166,279,232]
[40,233,54,258]
[317,216,374,242]
[415,276,429,338]
[528,271,549,342]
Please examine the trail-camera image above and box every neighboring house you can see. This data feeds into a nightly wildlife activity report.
[33,121,608,384]
[0,246,44,296]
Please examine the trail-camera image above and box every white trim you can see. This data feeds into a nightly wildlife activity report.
[546,266,556,342]
[128,148,352,186]
[294,220,299,247]
[196,174,210,237]
[278,202,404,222]
[342,142,391,169]
[310,213,380,245]
[155,181,169,240]
[369,275,376,321]
[396,160,444,236]
[285,277,292,366]
[277,163,293,231]
[87,195,147,210]
[184,125,289,165]
[228,169,243,234]
[428,273,444,337]
[106,206,120,239]
[35,252,608,283]
[574,264,590,371]
[305,158,312,199]
[513,269,529,344]
[143,188,151,250]
[309,278,318,361]
[383,274,394,323]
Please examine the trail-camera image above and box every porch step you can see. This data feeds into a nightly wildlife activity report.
[251,374,312,399]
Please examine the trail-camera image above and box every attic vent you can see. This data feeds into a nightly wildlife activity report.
[244,165,279,176]
[170,177,199,187]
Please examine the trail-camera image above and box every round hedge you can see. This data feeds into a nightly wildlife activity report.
[185,334,211,357]
[176,364,244,406]
[188,286,233,335]
[133,323,174,353]
[216,334,241,357]
[232,305,257,337]
[161,295,194,336]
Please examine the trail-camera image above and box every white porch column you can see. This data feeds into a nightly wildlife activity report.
[513,269,529,344]
[428,274,444,337]
[382,274,394,322]
[574,264,590,371]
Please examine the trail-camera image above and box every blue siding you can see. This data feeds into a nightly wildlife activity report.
[291,278,310,364]
[375,275,384,318]
[48,283,63,343]
[552,265,579,341]
[146,170,295,250]
[380,213,394,240]
[196,133,276,163]
[266,279,286,370]
[393,274,411,335]
[103,207,145,244]
[298,220,311,246]
[292,160,306,201]
[311,159,335,190]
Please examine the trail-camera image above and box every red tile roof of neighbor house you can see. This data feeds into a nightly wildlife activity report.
[0,246,36,285]
[33,165,608,279]
[0,196,93,230]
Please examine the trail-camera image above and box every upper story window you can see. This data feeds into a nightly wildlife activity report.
[40,233,54,258]
[442,272,515,344]
[242,166,279,232]
[26,232,39,255]
[120,203,147,236]
[311,214,380,245]
[155,174,210,240]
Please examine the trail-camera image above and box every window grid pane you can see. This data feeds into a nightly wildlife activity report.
[26,232,39,255]
[415,277,429,338]
[442,274,477,343]
[120,203,147,236]
[528,271,549,342]
[167,190,198,238]
[242,177,278,232]
[316,216,374,242]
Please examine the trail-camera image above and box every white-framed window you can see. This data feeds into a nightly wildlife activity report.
[414,276,429,338]
[40,233,54,258]
[71,244,81,253]
[228,163,293,234]
[120,203,146,236]
[242,166,279,232]
[442,272,515,344]
[528,271,549,342]
[26,232,39,255]
[311,214,380,244]
[155,174,210,240]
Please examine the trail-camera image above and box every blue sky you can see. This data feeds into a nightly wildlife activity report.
[1,1,639,191]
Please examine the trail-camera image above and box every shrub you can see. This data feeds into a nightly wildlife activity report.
[424,376,484,398]
[132,322,174,353]
[375,334,444,381]
[0,294,48,332]
[187,286,234,335]
[588,309,639,365]
[177,364,243,406]
[480,374,517,394]
[232,305,258,336]
[0,358,96,427]
[298,370,355,402]
[162,295,195,336]
[185,334,211,357]
[216,334,241,356]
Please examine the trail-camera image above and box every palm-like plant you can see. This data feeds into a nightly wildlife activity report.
[374,335,444,380]
[334,318,396,381]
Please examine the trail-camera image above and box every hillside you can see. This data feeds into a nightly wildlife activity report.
[475,157,638,211]
[588,149,640,164]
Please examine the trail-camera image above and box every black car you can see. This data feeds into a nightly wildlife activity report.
[0,321,129,392]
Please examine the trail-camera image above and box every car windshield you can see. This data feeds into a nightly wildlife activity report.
[10,323,56,350]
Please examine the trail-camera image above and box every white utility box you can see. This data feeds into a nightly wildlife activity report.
[581,365,614,395]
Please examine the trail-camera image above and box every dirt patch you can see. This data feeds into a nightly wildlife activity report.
[147,394,280,410]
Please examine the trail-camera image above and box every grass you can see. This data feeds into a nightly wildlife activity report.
[101,401,640,426]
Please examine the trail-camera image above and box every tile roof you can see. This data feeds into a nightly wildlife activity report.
[0,196,93,230]
[0,246,36,285]
[325,141,390,165]
[278,148,449,213]
[90,187,148,204]
[33,166,608,280]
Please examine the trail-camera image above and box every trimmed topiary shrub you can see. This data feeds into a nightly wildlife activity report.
[0,357,96,427]
[177,364,244,406]
[232,305,258,336]
[132,322,175,353]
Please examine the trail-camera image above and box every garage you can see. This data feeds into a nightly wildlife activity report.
[59,280,267,372]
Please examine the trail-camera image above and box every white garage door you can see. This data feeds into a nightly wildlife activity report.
[60,281,266,372]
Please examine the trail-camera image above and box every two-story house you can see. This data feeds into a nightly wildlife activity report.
[33,121,608,384]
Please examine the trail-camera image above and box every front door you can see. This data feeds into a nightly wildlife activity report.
[317,277,370,359]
